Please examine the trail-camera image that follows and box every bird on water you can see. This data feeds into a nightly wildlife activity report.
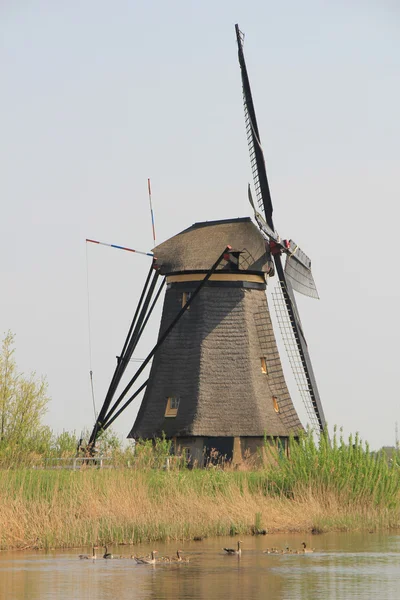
[174,550,189,563]
[159,550,189,563]
[300,542,314,553]
[223,540,242,555]
[103,546,113,559]
[79,546,97,560]
[134,550,158,564]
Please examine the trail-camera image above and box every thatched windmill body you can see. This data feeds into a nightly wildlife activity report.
[88,25,327,463]
[129,218,303,463]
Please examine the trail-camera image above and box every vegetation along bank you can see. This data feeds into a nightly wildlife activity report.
[1,430,400,551]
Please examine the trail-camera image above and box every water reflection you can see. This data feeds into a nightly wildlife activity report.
[1,533,400,600]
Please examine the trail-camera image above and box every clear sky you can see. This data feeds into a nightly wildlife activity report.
[1,1,399,450]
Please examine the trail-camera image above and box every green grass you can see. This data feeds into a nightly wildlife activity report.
[264,428,400,509]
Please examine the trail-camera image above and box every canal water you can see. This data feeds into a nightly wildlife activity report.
[1,532,400,599]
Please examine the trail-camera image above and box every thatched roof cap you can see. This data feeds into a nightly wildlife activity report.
[153,217,270,275]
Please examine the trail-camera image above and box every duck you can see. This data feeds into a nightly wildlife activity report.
[79,546,97,560]
[103,546,113,559]
[223,540,242,555]
[263,548,271,554]
[134,550,158,565]
[300,542,314,553]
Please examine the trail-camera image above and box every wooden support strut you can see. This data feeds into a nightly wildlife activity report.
[97,246,233,436]
[88,263,161,448]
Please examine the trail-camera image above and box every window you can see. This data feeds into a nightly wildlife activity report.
[272,396,280,413]
[165,397,180,417]
[182,292,192,309]
[260,357,268,374]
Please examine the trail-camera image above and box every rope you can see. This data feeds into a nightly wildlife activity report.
[89,370,97,420]
[85,242,97,420]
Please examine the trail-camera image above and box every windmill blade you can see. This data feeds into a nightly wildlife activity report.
[248,186,319,298]
[284,241,319,299]
[236,24,274,232]
[272,254,327,434]
[248,184,279,242]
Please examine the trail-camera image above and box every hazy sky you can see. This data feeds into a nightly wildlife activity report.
[1,1,399,450]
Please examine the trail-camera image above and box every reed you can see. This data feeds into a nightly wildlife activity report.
[263,427,400,510]
[0,430,399,550]
[0,464,399,550]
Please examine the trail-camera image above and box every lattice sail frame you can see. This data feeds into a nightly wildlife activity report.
[236,24,274,230]
[243,94,263,216]
[237,28,262,215]
[271,283,321,433]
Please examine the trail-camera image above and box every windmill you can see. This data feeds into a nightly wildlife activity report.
[87,25,327,462]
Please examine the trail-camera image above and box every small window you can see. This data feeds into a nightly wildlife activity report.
[260,357,268,374]
[165,397,180,417]
[272,396,280,413]
[182,292,192,309]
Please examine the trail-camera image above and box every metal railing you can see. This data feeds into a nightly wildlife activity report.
[42,456,115,470]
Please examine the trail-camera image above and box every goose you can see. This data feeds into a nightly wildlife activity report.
[134,550,158,565]
[103,546,113,559]
[300,542,314,553]
[158,554,173,563]
[159,550,188,563]
[79,546,97,560]
[223,540,242,555]
[174,550,189,563]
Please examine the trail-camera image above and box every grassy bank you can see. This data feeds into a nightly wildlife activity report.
[1,430,400,551]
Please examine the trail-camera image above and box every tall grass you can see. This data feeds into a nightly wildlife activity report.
[0,429,400,550]
[264,427,400,508]
[0,469,275,550]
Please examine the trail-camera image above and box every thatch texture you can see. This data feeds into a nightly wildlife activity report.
[152,217,271,274]
[129,284,302,440]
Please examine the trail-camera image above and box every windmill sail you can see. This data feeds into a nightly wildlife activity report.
[236,25,274,232]
[271,282,323,432]
[235,23,327,434]
[284,243,319,299]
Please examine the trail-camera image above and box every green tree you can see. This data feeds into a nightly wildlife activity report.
[0,331,50,449]
[52,430,79,457]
